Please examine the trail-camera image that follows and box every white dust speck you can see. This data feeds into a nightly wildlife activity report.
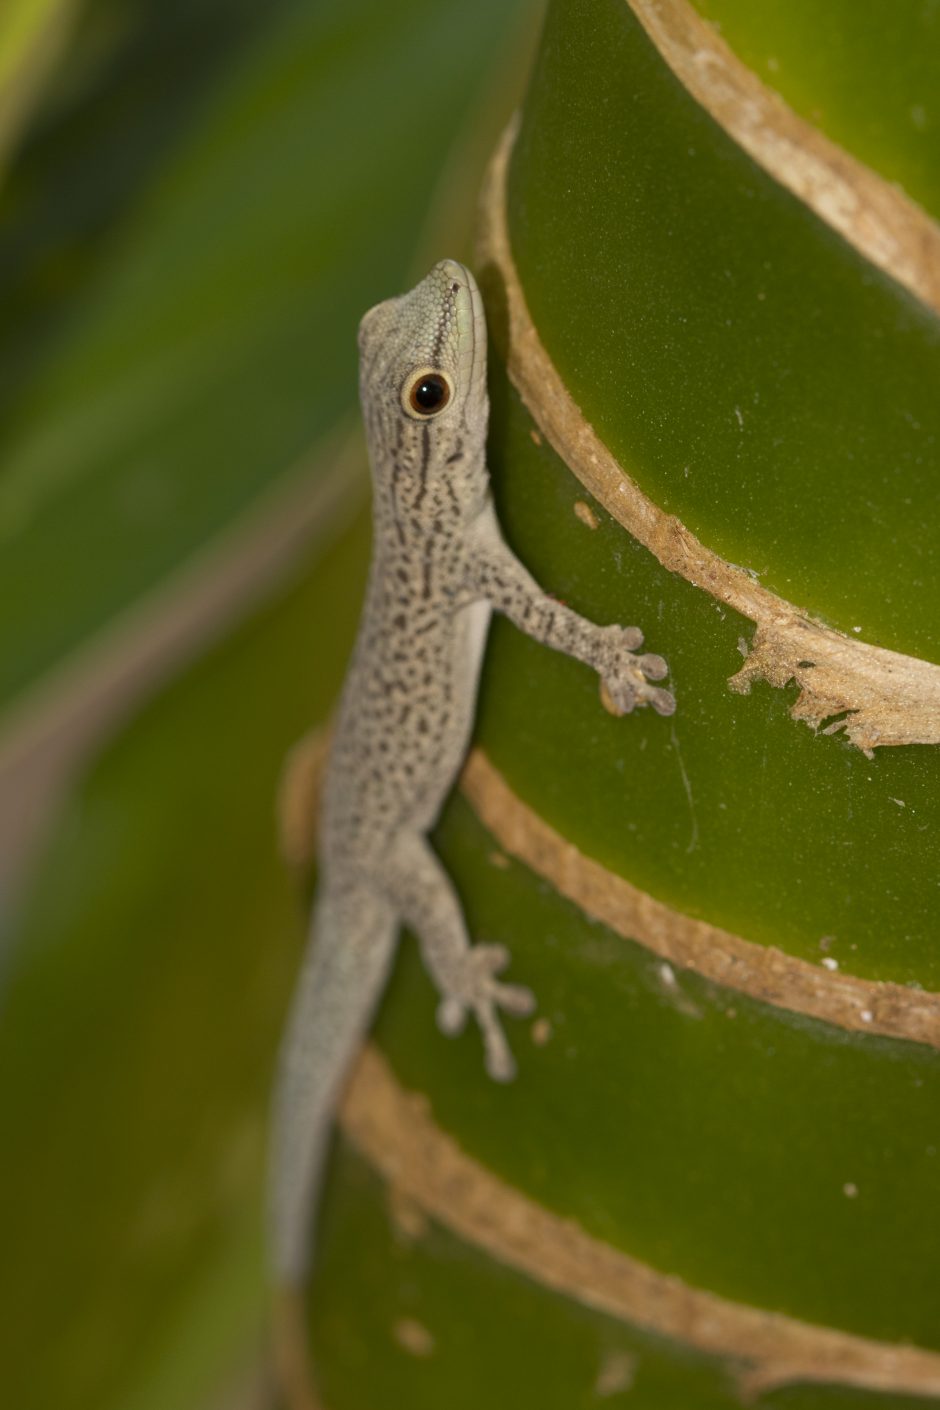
[822,957,839,972]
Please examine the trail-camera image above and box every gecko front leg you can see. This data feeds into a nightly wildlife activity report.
[467,500,676,716]
[385,833,535,1081]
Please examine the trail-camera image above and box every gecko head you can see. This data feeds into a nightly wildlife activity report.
[357,260,488,476]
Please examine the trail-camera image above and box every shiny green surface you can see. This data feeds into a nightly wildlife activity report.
[311,1144,940,1410]
[0,0,529,707]
[690,0,940,219]
[0,511,370,1410]
[479,371,939,986]
[369,792,940,1348]
[507,0,940,660]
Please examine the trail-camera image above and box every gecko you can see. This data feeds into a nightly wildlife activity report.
[270,258,675,1287]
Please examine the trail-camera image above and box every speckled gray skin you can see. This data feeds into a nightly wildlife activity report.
[270,260,674,1285]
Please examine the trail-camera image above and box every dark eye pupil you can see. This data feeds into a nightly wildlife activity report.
[412,375,447,411]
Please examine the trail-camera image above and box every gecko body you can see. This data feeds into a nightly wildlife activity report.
[271,260,674,1286]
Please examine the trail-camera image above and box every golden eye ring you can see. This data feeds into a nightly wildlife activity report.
[402,368,453,419]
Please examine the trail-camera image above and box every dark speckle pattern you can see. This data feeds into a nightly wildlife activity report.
[271,260,674,1286]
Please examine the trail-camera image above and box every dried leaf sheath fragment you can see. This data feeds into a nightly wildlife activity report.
[729,622,940,755]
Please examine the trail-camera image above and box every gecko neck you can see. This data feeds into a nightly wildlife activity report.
[370,439,490,540]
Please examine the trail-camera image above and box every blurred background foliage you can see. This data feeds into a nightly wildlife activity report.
[0,1,540,1406]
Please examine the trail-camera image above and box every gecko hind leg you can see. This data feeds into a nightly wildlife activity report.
[386,835,535,1082]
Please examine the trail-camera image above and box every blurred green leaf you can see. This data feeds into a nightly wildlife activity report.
[0,0,534,709]
[0,0,76,167]
[0,509,370,1410]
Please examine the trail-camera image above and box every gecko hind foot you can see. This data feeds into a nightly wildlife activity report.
[435,943,535,1083]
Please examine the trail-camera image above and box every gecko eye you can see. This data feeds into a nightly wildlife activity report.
[403,369,452,418]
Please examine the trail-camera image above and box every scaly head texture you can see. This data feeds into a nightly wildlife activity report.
[357,260,490,518]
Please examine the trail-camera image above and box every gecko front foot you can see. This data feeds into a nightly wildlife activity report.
[597,625,676,717]
[436,943,536,1082]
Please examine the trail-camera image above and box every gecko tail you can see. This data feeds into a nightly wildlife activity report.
[269,884,397,1287]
